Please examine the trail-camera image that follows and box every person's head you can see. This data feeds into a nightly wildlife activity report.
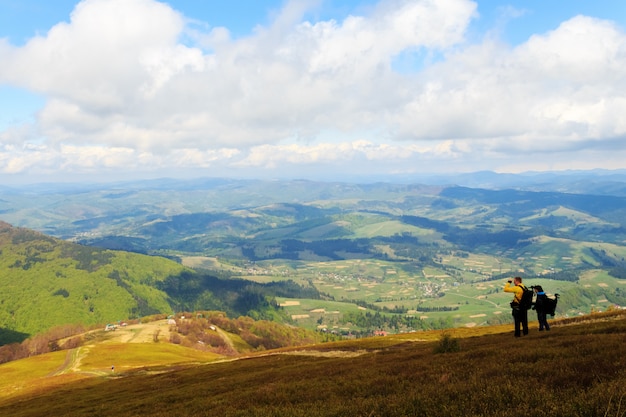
[534,285,544,293]
[514,277,522,284]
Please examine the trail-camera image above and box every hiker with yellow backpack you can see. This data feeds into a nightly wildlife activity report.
[504,276,532,337]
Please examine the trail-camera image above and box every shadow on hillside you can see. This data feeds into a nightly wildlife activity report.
[0,327,30,345]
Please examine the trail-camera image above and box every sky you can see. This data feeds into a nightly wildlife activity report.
[0,0,625,184]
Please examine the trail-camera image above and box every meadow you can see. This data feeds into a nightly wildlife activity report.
[186,253,625,334]
[0,310,625,416]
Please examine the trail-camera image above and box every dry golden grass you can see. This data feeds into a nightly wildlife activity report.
[1,310,625,416]
[0,332,222,405]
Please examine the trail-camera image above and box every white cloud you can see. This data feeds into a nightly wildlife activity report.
[394,15,626,154]
[0,0,476,152]
[235,140,466,171]
[0,0,625,180]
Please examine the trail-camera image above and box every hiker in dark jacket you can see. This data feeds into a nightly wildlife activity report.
[532,285,550,331]
[504,276,529,337]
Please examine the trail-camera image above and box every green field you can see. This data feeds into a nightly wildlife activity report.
[178,248,626,335]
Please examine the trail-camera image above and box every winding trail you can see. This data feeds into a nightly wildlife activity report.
[46,320,175,377]
[48,345,104,376]
[214,326,236,352]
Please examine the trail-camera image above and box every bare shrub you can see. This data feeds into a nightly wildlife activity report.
[433,331,460,354]
[169,333,181,344]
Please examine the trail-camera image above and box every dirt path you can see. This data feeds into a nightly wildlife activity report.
[106,320,172,343]
[214,326,236,351]
[47,321,174,377]
[49,345,99,376]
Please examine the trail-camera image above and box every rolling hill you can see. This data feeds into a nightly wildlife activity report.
[0,222,325,345]
[0,221,187,343]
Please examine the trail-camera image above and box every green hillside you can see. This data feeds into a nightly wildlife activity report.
[0,222,326,345]
[0,221,186,342]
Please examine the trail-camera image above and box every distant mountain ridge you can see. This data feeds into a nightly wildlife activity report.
[1,171,626,239]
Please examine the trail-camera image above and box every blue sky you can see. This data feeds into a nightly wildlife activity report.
[0,0,625,184]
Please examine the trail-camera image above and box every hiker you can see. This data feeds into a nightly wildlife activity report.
[504,277,529,337]
[532,285,550,331]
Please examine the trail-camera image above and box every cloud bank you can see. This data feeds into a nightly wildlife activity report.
[0,0,625,182]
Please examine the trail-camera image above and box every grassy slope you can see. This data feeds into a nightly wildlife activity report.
[0,319,224,404]
[0,222,187,340]
[1,311,625,416]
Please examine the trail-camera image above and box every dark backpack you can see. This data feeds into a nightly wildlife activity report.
[543,294,559,316]
[518,285,534,310]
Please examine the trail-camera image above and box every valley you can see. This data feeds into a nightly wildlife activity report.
[1,174,626,343]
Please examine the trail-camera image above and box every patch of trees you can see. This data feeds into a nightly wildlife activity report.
[341,310,434,333]
[105,270,161,317]
[0,323,90,364]
[60,245,114,272]
[108,269,132,291]
[417,306,460,312]
[8,244,53,270]
[589,248,626,275]
[238,237,381,262]
[274,238,372,261]
[608,267,626,279]
[545,270,580,282]
[78,236,149,254]
[585,247,626,279]
[378,233,421,245]
[10,229,56,245]
[53,288,70,298]
[444,228,533,251]
[258,235,445,263]
[285,217,342,235]
[10,257,44,270]
[159,271,321,320]
[170,311,325,353]
[391,246,439,264]
[589,247,618,267]
[264,279,320,299]
[381,305,411,314]
[399,215,450,233]
[605,287,626,306]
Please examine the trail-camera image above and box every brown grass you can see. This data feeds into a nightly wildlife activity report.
[1,310,625,416]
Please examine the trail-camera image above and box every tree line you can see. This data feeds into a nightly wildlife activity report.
[0,323,94,364]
